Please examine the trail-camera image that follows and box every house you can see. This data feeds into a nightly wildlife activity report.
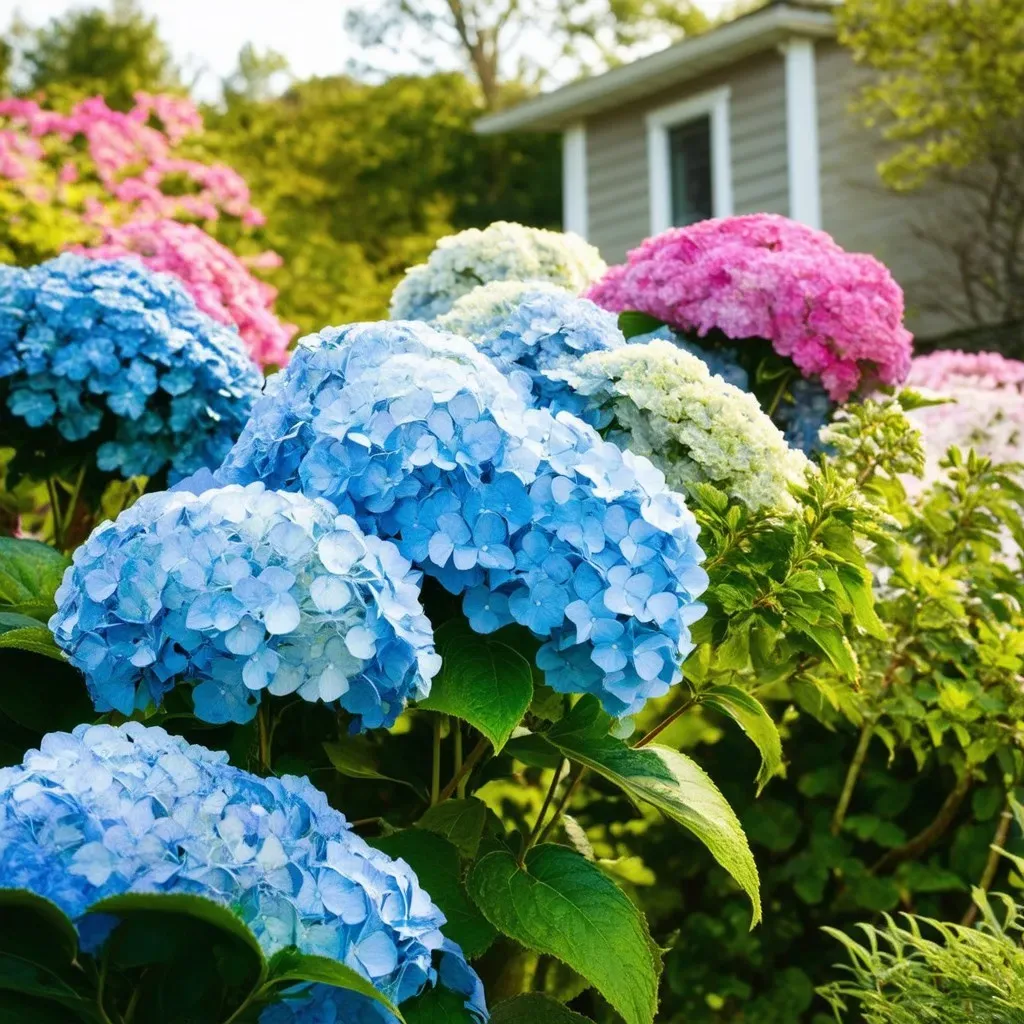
[475,0,973,341]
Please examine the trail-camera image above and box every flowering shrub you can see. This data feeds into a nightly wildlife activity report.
[0,721,486,1022]
[436,282,624,421]
[586,214,914,402]
[907,349,1024,392]
[559,339,809,512]
[216,320,708,717]
[0,254,262,484]
[389,221,607,321]
[76,220,296,366]
[50,483,439,728]
[0,92,291,367]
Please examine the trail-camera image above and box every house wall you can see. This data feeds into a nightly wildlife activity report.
[585,51,790,264]
[816,40,973,339]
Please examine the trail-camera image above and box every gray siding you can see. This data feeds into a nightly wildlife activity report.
[817,41,973,339]
[585,51,789,264]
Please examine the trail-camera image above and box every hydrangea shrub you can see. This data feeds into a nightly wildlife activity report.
[216,320,709,717]
[559,339,810,512]
[389,221,607,321]
[0,255,262,484]
[436,282,625,422]
[0,721,486,1023]
[50,483,439,728]
[586,214,914,402]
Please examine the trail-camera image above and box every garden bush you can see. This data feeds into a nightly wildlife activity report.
[0,212,1022,1024]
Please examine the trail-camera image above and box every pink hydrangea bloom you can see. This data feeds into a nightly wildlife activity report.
[585,214,914,402]
[908,349,1024,393]
[75,220,296,367]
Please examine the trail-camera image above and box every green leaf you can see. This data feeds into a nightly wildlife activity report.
[0,626,65,661]
[420,621,533,751]
[469,845,658,1024]
[403,984,476,1023]
[264,948,404,1020]
[371,829,497,957]
[323,736,424,796]
[790,616,859,679]
[490,993,595,1023]
[617,310,667,340]
[505,732,565,771]
[0,612,46,635]
[701,685,783,795]
[0,538,69,621]
[541,696,761,924]
[417,797,489,860]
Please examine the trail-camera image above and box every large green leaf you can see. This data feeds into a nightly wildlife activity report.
[701,685,783,795]
[468,845,659,1024]
[323,735,424,796]
[490,993,595,1024]
[0,538,69,621]
[617,311,667,340]
[402,985,476,1023]
[371,829,497,957]
[417,798,489,860]
[264,948,404,1020]
[0,626,66,661]
[420,621,533,751]
[542,697,761,924]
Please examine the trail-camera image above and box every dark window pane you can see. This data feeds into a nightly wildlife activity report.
[668,115,712,225]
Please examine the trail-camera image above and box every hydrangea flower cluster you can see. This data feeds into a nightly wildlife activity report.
[389,221,607,322]
[0,722,486,1023]
[436,281,624,421]
[50,483,438,729]
[217,320,709,717]
[903,351,1024,485]
[0,255,262,482]
[585,214,914,402]
[559,339,809,512]
[76,220,297,367]
[907,349,1024,393]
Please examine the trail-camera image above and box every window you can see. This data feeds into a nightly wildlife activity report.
[647,86,732,234]
[668,115,713,225]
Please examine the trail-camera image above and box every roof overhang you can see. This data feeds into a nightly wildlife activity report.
[475,2,838,134]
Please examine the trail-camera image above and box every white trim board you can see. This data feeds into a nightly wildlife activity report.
[562,124,588,238]
[783,37,822,228]
[646,86,733,235]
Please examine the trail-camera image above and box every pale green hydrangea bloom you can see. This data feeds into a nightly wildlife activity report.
[389,221,606,321]
[434,279,568,337]
[563,339,811,511]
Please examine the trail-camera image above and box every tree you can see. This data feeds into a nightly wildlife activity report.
[344,0,710,109]
[839,0,1024,327]
[15,0,179,109]
[221,44,290,105]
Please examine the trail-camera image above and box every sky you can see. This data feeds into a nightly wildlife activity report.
[0,0,734,100]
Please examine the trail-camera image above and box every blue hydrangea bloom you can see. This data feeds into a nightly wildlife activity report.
[215,321,708,717]
[49,483,439,729]
[773,377,835,454]
[0,723,486,1022]
[435,283,624,423]
[0,255,263,482]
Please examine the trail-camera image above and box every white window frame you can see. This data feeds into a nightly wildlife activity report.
[783,37,822,229]
[562,123,588,238]
[646,85,733,234]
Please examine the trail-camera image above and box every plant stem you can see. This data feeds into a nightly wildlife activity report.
[257,702,273,774]
[766,369,795,418]
[437,735,489,804]
[538,762,588,845]
[431,715,443,805]
[521,759,567,862]
[635,695,698,748]
[872,773,974,875]
[831,719,875,836]
[962,797,1014,927]
[47,476,65,551]
[454,723,466,799]
[62,462,87,539]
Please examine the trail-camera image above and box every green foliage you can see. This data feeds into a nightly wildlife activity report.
[490,993,594,1023]
[0,888,402,1023]
[838,0,1024,189]
[819,892,1024,1023]
[700,685,782,795]
[0,537,69,621]
[469,844,660,1024]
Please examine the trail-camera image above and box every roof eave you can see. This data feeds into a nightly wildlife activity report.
[475,4,837,134]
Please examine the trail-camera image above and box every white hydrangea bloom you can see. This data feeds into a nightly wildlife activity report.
[434,279,569,336]
[564,339,810,512]
[390,221,607,321]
